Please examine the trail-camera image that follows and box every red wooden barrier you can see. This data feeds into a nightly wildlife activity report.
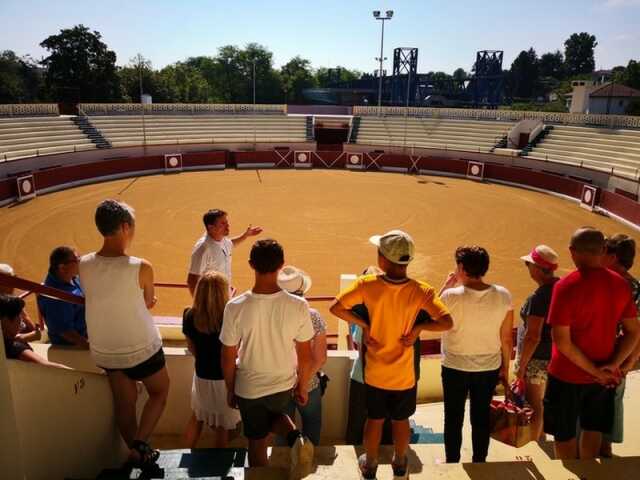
[600,190,640,225]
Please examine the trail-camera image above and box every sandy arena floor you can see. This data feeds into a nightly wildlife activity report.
[1,169,638,331]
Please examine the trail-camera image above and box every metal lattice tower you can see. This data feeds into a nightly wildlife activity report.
[391,48,418,106]
[472,50,504,108]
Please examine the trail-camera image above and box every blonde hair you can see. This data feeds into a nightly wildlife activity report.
[191,271,229,334]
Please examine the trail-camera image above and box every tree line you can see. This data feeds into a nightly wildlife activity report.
[1,25,639,114]
[0,25,360,105]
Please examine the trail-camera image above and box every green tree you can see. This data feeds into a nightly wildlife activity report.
[156,63,209,103]
[240,43,283,103]
[280,56,316,103]
[564,32,597,77]
[539,50,565,79]
[510,48,540,99]
[620,60,640,90]
[315,67,361,87]
[183,56,226,102]
[40,25,120,102]
[452,68,468,86]
[118,54,156,102]
[0,50,44,102]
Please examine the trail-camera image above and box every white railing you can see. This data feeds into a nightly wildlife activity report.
[0,104,59,116]
[353,106,640,129]
[79,103,286,115]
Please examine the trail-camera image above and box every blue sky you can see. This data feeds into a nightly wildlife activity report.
[1,0,639,74]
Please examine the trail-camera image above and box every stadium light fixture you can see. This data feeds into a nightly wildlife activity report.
[372,10,394,115]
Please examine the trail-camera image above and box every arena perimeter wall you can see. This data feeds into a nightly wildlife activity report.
[1,146,639,229]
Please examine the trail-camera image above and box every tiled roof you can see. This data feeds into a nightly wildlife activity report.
[589,83,640,98]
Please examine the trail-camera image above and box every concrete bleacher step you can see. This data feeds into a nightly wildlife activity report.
[534,149,640,169]
[558,124,640,137]
[526,154,638,179]
[532,147,640,169]
[542,139,640,156]
[545,134,640,150]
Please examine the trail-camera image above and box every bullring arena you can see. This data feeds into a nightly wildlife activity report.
[2,103,640,479]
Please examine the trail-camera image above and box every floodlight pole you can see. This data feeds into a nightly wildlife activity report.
[137,55,147,150]
[253,60,256,149]
[404,67,412,152]
[374,11,393,116]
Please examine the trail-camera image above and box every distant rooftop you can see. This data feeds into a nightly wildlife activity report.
[590,82,640,98]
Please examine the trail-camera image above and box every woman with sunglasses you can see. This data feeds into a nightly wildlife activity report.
[515,245,560,441]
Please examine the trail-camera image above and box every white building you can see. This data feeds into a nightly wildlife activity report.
[566,81,640,115]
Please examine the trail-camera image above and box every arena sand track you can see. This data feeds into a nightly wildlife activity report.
[1,169,638,333]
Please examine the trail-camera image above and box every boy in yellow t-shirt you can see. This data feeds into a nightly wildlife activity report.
[330,230,452,479]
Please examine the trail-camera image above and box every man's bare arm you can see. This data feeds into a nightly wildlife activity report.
[310,332,328,375]
[329,300,369,331]
[295,339,314,391]
[221,344,239,407]
[231,225,263,246]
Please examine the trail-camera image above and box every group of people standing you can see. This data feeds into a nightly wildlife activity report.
[1,198,639,480]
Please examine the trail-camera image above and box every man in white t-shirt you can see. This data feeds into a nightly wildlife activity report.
[220,239,315,478]
[187,209,262,295]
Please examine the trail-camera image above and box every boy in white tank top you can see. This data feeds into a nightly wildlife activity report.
[79,199,169,470]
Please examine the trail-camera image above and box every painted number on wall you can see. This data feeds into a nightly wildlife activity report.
[73,377,86,395]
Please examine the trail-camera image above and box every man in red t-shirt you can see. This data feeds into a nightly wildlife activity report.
[544,227,640,459]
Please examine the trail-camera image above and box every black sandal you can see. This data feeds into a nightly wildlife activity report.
[130,440,160,468]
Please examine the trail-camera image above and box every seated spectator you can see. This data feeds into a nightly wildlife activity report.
[0,263,41,343]
[37,246,88,348]
[515,245,560,441]
[183,271,241,448]
[600,234,640,457]
[1,294,66,368]
[79,199,169,469]
[277,265,327,446]
[439,246,514,464]
[220,239,314,478]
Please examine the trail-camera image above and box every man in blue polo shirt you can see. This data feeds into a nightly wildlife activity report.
[37,246,88,348]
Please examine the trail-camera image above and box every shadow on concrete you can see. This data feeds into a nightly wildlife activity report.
[537,439,556,460]
[461,460,545,479]
[561,456,640,479]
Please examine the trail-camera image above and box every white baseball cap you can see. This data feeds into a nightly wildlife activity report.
[277,265,312,294]
[369,230,415,265]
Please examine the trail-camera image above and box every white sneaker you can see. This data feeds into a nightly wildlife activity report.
[290,435,314,480]
[358,453,378,480]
